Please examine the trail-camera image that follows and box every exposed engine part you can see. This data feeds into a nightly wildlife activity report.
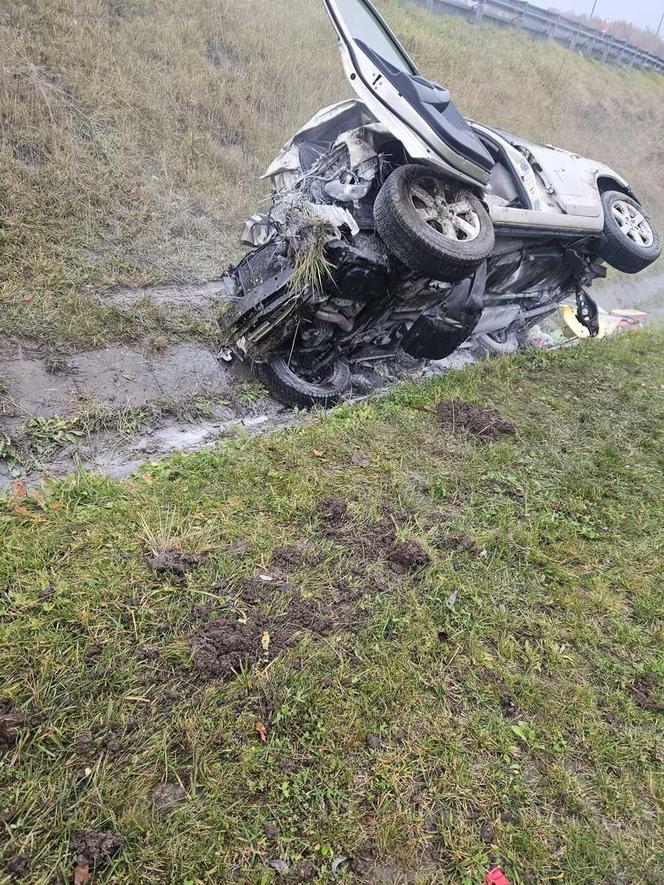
[314,309,355,332]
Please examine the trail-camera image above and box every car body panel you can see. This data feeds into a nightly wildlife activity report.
[262,99,620,237]
[321,0,637,237]
[322,0,492,186]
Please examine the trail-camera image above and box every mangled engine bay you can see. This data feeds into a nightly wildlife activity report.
[219,100,606,408]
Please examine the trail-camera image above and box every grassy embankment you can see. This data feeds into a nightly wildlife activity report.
[1,0,663,348]
[1,330,663,883]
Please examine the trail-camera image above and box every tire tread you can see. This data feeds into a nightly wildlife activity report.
[374,165,495,281]
[257,357,350,409]
[599,191,661,275]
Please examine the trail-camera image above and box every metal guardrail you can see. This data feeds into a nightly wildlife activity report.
[409,0,664,74]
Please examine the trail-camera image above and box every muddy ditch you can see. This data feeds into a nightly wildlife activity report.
[0,335,294,488]
[0,273,658,490]
[0,333,452,489]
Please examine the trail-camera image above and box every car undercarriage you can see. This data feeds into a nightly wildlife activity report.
[217,0,660,408]
[219,101,609,407]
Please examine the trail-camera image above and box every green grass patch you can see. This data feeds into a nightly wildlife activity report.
[1,331,663,883]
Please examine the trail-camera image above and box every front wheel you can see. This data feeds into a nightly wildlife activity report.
[257,355,351,410]
[599,191,661,274]
[374,165,495,282]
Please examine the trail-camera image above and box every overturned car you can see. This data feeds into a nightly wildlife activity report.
[219,0,661,408]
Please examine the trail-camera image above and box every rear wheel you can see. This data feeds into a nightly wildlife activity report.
[257,355,351,410]
[599,191,661,274]
[374,165,495,282]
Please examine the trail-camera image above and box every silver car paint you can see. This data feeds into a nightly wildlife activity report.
[322,0,636,234]
[322,0,491,187]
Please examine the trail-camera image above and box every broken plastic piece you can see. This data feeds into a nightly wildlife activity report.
[486,868,511,885]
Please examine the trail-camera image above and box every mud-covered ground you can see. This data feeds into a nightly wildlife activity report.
[0,272,660,490]
[0,283,477,488]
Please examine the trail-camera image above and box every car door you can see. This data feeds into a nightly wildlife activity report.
[321,0,494,187]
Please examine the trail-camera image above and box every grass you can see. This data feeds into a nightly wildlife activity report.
[1,329,663,883]
[1,0,663,348]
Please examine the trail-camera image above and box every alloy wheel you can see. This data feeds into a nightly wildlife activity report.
[408,177,481,242]
[611,199,654,249]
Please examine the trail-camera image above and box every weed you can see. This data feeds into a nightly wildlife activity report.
[0,434,21,466]
[236,382,265,405]
[287,212,337,296]
[24,416,84,457]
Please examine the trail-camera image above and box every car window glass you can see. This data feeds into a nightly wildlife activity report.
[334,0,414,73]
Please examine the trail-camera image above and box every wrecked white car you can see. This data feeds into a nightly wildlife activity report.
[219,0,661,408]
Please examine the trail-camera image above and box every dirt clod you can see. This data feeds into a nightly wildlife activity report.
[227,539,248,557]
[283,594,336,636]
[236,576,274,607]
[360,520,396,556]
[192,587,366,681]
[84,642,104,664]
[366,733,381,751]
[294,860,316,881]
[480,823,495,844]
[349,856,371,876]
[630,674,663,712]
[6,853,30,879]
[192,602,219,620]
[500,695,517,717]
[70,829,124,871]
[192,615,265,680]
[263,823,279,839]
[270,546,304,573]
[74,726,121,758]
[437,533,481,555]
[135,645,161,662]
[350,451,370,468]
[437,399,516,441]
[387,539,431,575]
[315,496,347,525]
[0,700,22,750]
[153,783,187,812]
[148,549,208,577]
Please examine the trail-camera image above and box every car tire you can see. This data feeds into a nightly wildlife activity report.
[374,165,495,282]
[599,190,661,274]
[257,355,351,410]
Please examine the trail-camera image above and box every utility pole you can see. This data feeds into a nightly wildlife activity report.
[589,0,598,21]
[657,10,664,37]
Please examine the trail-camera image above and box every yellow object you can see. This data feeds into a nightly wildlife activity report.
[559,304,628,340]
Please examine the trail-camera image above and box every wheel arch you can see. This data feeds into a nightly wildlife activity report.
[596,174,639,204]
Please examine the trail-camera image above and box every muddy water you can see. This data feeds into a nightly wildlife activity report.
[0,335,291,488]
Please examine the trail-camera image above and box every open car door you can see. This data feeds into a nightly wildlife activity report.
[322,0,494,186]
